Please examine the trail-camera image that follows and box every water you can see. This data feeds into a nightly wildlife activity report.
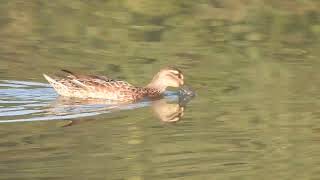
[1,1,320,179]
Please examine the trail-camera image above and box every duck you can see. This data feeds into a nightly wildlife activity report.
[43,67,185,102]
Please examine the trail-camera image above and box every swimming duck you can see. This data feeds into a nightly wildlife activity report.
[43,67,185,102]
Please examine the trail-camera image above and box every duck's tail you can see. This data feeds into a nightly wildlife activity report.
[43,73,66,94]
[43,73,73,97]
[43,74,57,85]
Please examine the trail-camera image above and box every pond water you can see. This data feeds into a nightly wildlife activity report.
[1,1,320,179]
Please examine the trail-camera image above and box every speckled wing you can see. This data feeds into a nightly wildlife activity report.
[58,70,140,101]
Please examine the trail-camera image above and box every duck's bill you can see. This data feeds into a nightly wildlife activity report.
[179,85,196,97]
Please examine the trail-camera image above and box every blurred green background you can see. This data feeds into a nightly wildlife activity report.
[1,0,320,180]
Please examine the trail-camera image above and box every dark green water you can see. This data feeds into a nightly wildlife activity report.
[1,1,320,179]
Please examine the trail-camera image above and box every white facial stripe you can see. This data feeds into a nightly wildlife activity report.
[169,70,179,75]
[168,70,184,80]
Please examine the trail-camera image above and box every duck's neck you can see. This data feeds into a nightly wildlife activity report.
[146,80,167,93]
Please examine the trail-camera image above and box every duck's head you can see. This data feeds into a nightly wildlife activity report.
[147,67,184,93]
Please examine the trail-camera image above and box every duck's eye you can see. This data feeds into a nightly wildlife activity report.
[178,73,184,80]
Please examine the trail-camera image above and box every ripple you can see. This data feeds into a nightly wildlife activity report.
[1,80,51,87]
[0,109,43,117]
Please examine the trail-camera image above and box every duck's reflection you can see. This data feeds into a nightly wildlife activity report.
[151,99,184,122]
[46,92,194,126]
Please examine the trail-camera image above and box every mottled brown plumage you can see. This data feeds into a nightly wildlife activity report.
[43,67,184,102]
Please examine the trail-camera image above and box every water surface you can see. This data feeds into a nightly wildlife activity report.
[1,1,320,179]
